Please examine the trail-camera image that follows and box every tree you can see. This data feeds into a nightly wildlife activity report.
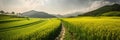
[11,12,15,14]
[0,10,5,14]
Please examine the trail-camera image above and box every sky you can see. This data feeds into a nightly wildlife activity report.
[0,0,120,15]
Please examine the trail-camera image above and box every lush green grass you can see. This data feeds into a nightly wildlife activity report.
[102,11,120,16]
[62,17,120,40]
[0,18,61,40]
[0,14,18,20]
[0,18,42,30]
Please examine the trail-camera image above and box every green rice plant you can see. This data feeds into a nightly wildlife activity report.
[62,17,120,40]
[0,19,61,40]
[0,18,42,30]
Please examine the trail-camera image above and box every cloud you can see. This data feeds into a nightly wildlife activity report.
[85,0,111,12]
[0,0,43,13]
[0,0,119,15]
[37,0,115,15]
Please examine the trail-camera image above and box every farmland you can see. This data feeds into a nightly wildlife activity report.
[0,16,120,40]
[0,17,61,40]
[62,17,120,40]
[0,1,120,40]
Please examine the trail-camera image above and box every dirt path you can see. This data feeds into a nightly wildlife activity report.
[55,23,65,40]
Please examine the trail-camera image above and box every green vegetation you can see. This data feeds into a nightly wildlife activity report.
[0,18,42,31]
[102,11,120,16]
[0,14,22,20]
[0,14,14,19]
[81,4,120,16]
[62,17,120,40]
[0,18,61,40]
[0,9,120,40]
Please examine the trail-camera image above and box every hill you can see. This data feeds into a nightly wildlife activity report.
[63,12,83,17]
[21,10,56,18]
[101,11,120,16]
[81,4,120,16]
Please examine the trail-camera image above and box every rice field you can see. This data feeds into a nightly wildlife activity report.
[62,17,120,40]
[0,18,61,40]
[0,17,120,40]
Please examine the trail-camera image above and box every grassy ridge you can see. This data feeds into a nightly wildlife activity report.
[0,18,41,29]
[0,18,26,23]
[62,17,120,40]
[0,14,21,20]
[102,11,120,16]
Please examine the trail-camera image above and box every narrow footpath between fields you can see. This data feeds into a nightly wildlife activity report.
[55,23,65,40]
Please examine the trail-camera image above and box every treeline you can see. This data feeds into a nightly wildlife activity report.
[0,10,21,15]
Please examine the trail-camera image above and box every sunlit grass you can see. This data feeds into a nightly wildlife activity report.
[62,17,120,40]
[0,18,61,40]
